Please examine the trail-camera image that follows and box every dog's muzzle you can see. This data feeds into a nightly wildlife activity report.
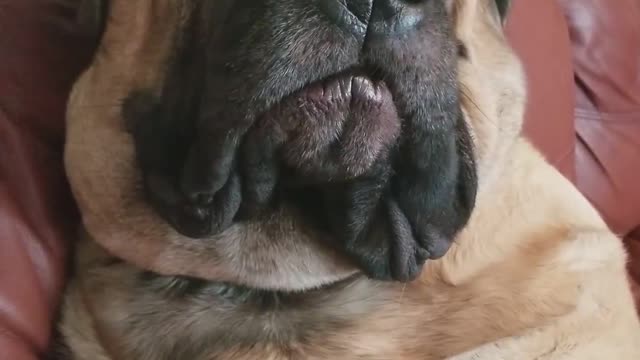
[124,0,475,283]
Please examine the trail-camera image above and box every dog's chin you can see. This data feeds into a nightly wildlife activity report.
[166,201,364,292]
[140,269,363,304]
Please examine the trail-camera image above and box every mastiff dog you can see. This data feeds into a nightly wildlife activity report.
[57,0,640,359]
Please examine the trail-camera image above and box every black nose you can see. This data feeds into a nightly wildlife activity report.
[319,0,425,39]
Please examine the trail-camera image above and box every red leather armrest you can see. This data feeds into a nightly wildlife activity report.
[559,0,640,237]
[558,0,640,310]
[0,1,94,357]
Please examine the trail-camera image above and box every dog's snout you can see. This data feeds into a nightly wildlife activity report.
[320,0,426,38]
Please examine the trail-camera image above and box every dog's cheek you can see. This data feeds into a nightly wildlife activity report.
[123,91,232,238]
[415,114,478,261]
[311,117,477,282]
[385,109,478,271]
[123,92,189,177]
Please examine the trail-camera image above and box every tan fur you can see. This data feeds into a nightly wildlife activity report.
[60,0,640,358]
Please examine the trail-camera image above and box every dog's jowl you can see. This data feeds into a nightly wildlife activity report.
[124,0,478,281]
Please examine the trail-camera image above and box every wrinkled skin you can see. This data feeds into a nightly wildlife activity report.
[123,0,478,281]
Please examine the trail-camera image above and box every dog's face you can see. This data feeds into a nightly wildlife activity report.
[66,0,518,290]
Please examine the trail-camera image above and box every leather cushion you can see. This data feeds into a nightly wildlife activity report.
[0,0,93,357]
[558,0,640,309]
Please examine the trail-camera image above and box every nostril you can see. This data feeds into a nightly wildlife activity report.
[345,0,374,24]
[319,0,427,39]
[368,0,426,37]
[319,0,372,38]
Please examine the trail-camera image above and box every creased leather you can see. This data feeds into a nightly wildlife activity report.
[558,0,640,310]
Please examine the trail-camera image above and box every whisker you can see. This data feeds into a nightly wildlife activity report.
[459,84,498,129]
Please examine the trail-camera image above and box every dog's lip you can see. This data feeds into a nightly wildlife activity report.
[304,73,385,105]
[259,69,391,121]
[254,68,400,185]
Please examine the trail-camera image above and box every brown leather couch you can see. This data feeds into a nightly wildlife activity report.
[1,1,638,358]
